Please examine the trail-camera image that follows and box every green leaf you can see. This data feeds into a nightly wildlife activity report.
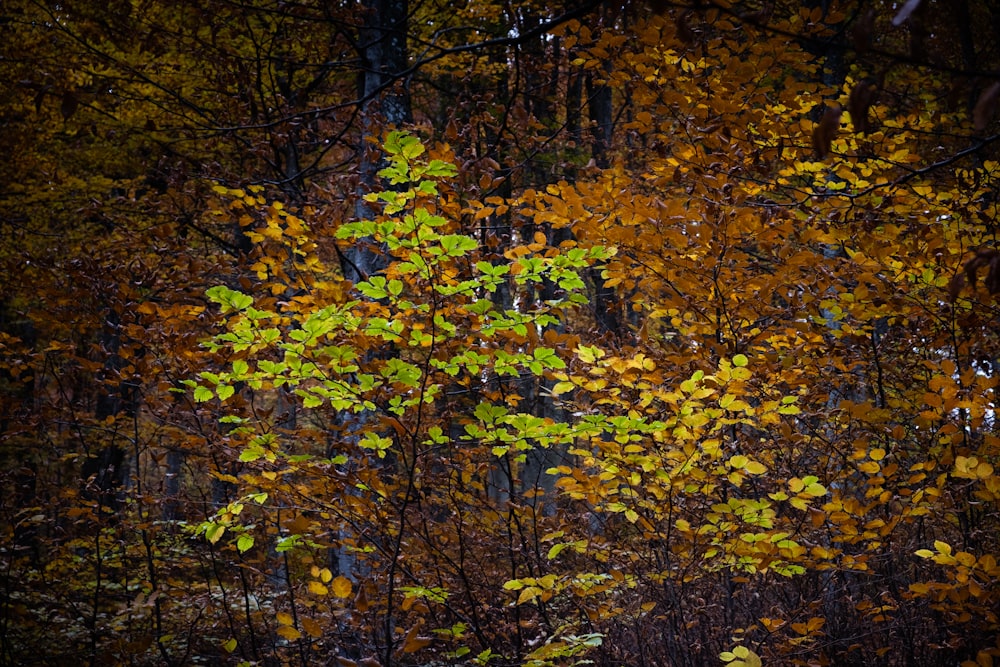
[357,277,388,300]
[236,534,254,553]
[474,403,508,423]
[239,445,263,462]
[206,285,253,312]
[194,386,214,402]
[547,543,567,559]
[425,159,457,177]
[216,384,235,401]
[401,138,425,160]
[205,522,225,544]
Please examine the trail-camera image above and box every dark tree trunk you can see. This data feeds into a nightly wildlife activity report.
[345,0,411,284]
[81,307,133,517]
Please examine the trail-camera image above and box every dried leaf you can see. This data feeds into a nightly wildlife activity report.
[974,82,1000,132]
[812,105,842,159]
[947,272,965,301]
[401,624,433,653]
[301,616,323,638]
[853,7,876,53]
[848,78,878,134]
[354,583,369,612]
[60,91,79,120]
[676,10,696,44]
[957,247,1000,298]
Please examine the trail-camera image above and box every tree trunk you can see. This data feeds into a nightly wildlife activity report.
[81,306,132,517]
[333,0,411,590]
[345,0,411,283]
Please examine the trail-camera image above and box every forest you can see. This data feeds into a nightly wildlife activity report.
[2,0,1000,665]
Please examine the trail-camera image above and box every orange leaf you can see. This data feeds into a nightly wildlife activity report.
[401,624,433,653]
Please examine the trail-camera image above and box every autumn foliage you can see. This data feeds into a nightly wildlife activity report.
[4,1,1000,666]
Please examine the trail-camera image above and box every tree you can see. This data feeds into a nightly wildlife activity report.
[4,0,1000,665]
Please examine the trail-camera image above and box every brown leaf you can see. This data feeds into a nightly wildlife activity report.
[987,255,1000,294]
[848,78,878,134]
[741,1,773,25]
[60,91,79,120]
[853,7,876,53]
[960,248,1000,296]
[354,582,369,612]
[676,10,696,44]
[401,623,433,653]
[974,82,1000,132]
[811,105,842,160]
[947,272,965,302]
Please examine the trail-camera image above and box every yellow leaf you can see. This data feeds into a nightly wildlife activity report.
[276,625,302,641]
[744,461,767,475]
[552,381,576,395]
[805,482,827,497]
[308,580,329,596]
[319,568,333,583]
[517,586,540,604]
[934,540,952,556]
[956,551,976,567]
[276,611,294,626]
[858,461,880,474]
[332,576,353,599]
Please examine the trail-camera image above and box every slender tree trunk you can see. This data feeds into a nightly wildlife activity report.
[1,301,39,561]
[346,0,411,283]
[585,12,623,337]
[332,0,411,593]
[81,307,132,517]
